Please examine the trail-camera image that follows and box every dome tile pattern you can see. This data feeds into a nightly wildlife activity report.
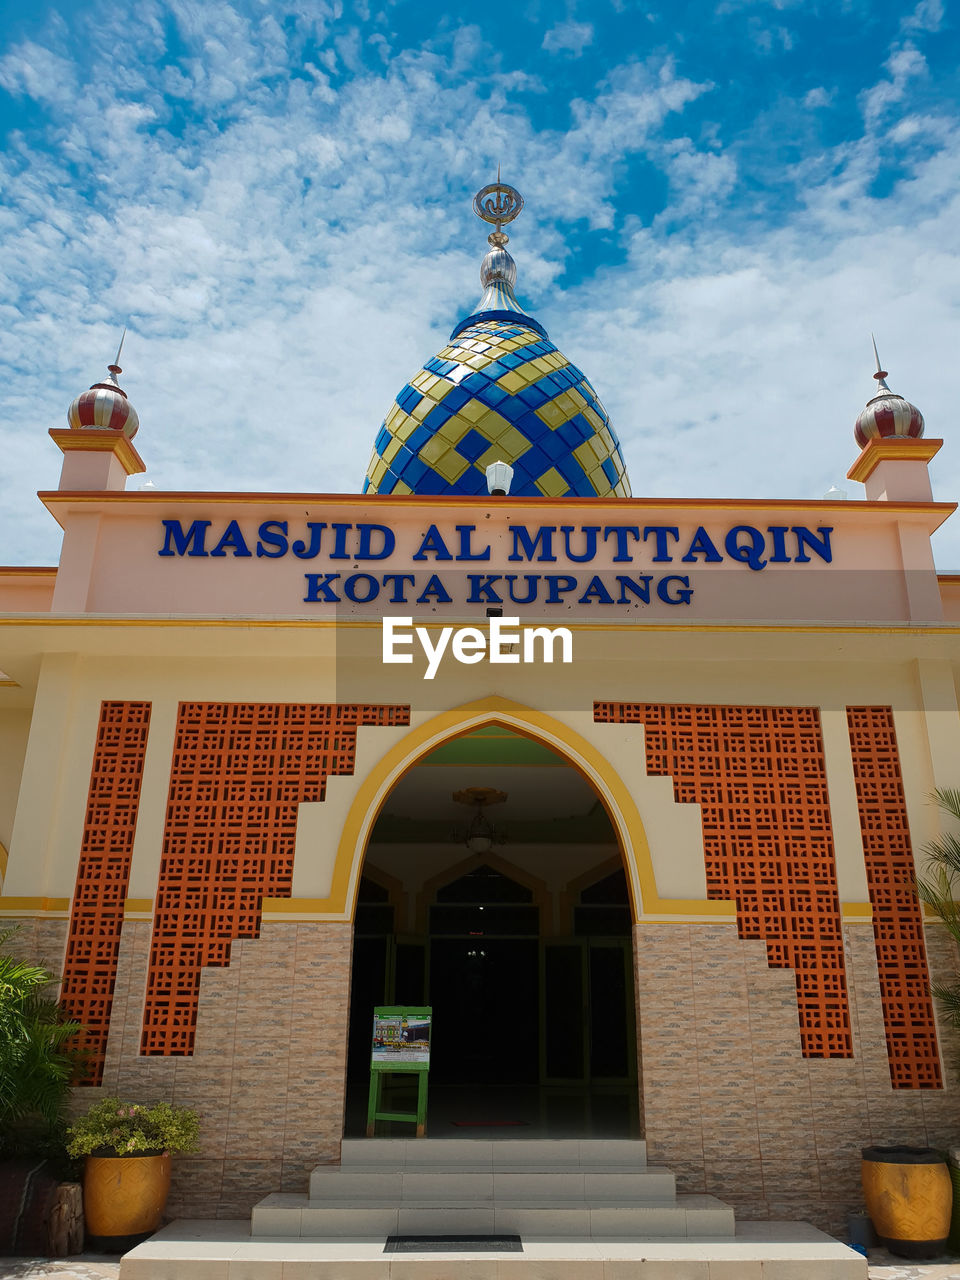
[364,318,631,499]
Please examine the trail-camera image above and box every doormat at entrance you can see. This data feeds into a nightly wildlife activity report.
[384,1236,523,1253]
[451,1120,529,1127]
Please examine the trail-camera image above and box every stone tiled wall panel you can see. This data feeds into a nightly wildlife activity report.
[45,918,351,1217]
[636,919,960,1236]
[12,909,955,1227]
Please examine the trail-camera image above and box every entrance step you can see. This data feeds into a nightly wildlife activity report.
[119,1218,868,1278]
[251,1190,734,1238]
[251,1138,733,1241]
[339,1137,649,1169]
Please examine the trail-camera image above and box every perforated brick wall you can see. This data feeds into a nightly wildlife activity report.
[141,702,409,1056]
[61,700,151,1084]
[595,701,852,1057]
[846,705,942,1088]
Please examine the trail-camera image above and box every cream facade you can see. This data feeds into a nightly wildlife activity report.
[1,424,960,1234]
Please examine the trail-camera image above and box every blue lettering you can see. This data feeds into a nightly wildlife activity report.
[256,520,288,558]
[767,526,791,563]
[617,575,652,604]
[456,525,491,561]
[292,523,326,559]
[603,526,640,562]
[579,575,614,604]
[642,526,679,562]
[467,575,503,604]
[417,574,453,604]
[413,525,453,561]
[725,526,767,571]
[505,574,539,604]
[159,519,210,558]
[356,524,394,560]
[657,575,693,605]
[543,574,577,604]
[381,573,416,603]
[793,526,833,563]
[303,573,341,602]
[210,519,251,558]
[343,573,380,603]
[509,526,557,562]
[561,525,600,563]
[681,526,722,563]
[329,522,353,560]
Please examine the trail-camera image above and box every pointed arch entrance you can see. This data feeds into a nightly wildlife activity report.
[342,699,648,1138]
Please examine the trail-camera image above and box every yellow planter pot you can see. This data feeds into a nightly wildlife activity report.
[83,1153,171,1246]
[861,1145,952,1260]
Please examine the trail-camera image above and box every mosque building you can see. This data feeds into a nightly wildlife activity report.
[1,181,959,1247]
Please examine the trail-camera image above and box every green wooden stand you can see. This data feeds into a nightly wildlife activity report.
[365,1005,431,1138]
[365,1067,429,1138]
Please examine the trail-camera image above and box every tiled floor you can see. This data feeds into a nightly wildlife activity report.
[0,1245,957,1278]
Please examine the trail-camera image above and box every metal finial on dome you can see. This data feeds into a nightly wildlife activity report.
[871,333,892,393]
[105,328,127,388]
[854,336,923,448]
[459,176,534,332]
[473,178,524,249]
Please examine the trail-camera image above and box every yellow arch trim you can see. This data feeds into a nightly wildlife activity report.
[263,694,738,922]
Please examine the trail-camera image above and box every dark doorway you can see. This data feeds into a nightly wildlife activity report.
[343,726,640,1137]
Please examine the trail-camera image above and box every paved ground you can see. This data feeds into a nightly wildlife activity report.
[0,1247,958,1277]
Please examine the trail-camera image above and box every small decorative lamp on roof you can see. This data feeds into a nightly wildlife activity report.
[854,337,923,448]
[363,179,631,499]
[67,333,140,440]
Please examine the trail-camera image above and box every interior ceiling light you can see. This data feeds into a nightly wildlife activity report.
[452,786,508,854]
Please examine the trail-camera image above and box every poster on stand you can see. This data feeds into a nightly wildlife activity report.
[371,1008,432,1068]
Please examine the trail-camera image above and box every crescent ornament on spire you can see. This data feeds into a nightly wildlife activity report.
[473,180,524,246]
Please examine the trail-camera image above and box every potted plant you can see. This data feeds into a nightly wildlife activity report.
[0,927,84,1255]
[66,1097,200,1250]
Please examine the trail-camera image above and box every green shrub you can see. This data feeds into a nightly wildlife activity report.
[0,926,81,1154]
[66,1097,201,1158]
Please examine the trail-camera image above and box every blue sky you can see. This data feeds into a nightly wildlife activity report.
[1,0,959,564]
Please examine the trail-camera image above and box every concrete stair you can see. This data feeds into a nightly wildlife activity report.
[117,1138,868,1276]
[251,1138,736,1240]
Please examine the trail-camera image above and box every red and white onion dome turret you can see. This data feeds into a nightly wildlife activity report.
[67,335,139,440]
[854,338,923,449]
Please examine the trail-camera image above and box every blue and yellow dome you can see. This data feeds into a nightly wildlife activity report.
[363,186,631,499]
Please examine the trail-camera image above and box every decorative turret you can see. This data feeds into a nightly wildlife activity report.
[854,337,923,448]
[67,333,140,440]
[363,179,631,498]
[51,332,145,491]
[847,337,940,506]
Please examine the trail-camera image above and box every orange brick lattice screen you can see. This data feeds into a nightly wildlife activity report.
[61,700,152,1085]
[141,702,410,1056]
[846,706,942,1088]
[594,702,853,1058]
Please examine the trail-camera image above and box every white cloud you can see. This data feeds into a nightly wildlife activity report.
[0,2,960,575]
[860,45,927,125]
[902,0,943,32]
[542,21,594,56]
[803,86,833,109]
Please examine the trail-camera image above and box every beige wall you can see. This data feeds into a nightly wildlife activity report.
[3,621,960,1231]
[4,632,954,911]
[637,919,960,1237]
[0,705,32,888]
